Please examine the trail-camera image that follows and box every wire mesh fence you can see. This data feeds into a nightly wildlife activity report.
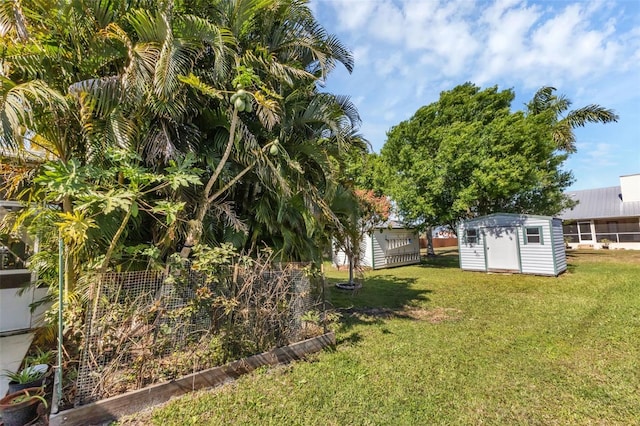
[75,262,319,406]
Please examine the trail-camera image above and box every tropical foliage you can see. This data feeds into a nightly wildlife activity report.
[1,0,365,269]
[0,0,367,369]
[527,86,619,153]
[330,187,391,285]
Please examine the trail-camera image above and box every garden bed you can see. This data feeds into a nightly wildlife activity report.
[49,331,335,425]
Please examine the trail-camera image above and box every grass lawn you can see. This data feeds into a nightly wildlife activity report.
[120,249,640,425]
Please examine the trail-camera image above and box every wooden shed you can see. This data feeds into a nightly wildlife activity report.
[457,213,567,276]
[333,221,421,270]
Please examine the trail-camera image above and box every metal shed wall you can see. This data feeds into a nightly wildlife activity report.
[371,228,420,269]
[458,223,486,271]
[458,214,566,276]
[332,228,420,270]
[551,218,568,274]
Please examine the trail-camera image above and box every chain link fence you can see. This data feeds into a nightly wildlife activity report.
[75,263,319,406]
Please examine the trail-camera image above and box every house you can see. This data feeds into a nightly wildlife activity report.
[0,200,48,397]
[559,174,640,249]
[458,213,567,276]
[333,221,421,270]
[0,200,46,336]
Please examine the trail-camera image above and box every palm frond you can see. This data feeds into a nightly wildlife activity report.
[564,105,619,128]
[552,120,576,152]
[210,200,248,233]
[0,77,64,149]
[0,0,30,41]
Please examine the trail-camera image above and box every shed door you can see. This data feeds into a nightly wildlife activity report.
[485,227,520,272]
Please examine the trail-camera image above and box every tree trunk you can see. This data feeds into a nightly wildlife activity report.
[180,200,208,258]
[426,226,436,257]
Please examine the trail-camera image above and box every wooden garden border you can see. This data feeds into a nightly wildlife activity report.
[50,332,335,426]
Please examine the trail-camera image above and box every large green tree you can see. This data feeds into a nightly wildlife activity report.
[380,83,583,233]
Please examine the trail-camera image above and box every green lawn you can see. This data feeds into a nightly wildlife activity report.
[121,249,640,425]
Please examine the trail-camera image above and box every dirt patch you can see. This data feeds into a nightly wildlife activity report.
[341,307,462,323]
[399,307,463,323]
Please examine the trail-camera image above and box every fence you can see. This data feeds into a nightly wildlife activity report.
[420,237,458,249]
[74,263,317,406]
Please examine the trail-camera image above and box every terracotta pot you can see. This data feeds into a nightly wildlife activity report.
[0,387,44,426]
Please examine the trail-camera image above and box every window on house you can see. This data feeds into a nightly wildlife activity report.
[525,227,542,244]
[0,234,30,270]
[465,229,478,245]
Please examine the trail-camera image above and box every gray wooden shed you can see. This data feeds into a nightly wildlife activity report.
[458,213,567,276]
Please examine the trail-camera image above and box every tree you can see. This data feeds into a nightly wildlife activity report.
[527,86,618,153]
[380,83,577,235]
[1,0,365,267]
[172,0,362,261]
[331,186,390,287]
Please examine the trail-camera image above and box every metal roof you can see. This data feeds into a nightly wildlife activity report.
[374,219,413,229]
[559,186,640,220]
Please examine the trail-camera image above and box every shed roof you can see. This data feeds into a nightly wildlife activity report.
[560,186,640,220]
[462,213,558,223]
[374,220,412,229]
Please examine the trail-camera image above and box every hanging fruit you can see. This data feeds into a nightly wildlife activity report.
[269,138,279,155]
[235,97,246,112]
[232,88,253,113]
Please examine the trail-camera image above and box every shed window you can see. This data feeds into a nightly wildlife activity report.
[525,227,542,244]
[465,229,478,245]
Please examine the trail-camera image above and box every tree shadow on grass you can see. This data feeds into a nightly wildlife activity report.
[419,250,460,269]
[326,274,430,311]
[325,274,433,342]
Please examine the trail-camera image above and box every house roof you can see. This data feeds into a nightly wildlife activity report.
[559,186,640,220]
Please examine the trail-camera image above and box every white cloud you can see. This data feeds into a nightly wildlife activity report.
[374,51,405,77]
[313,0,639,186]
[352,45,371,67]
[327,0,376,32]
[579,142,617,166]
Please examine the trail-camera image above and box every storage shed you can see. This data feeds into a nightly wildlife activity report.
[333,221,421,270]
[458,213,567,276]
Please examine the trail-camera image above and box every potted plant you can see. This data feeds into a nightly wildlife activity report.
[0,387,46,426]
[2,368,46,394]
[600,239,611,249]
[25,349,55,370]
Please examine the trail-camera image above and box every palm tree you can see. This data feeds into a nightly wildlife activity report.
[172,0,360,259]
[527,86,619,152]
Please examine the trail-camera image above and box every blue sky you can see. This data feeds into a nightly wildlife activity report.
[310,0,640,190]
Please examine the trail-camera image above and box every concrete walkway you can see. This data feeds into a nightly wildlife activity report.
[0,332,34,397]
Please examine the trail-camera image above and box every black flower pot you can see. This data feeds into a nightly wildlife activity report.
[7,376,45,394]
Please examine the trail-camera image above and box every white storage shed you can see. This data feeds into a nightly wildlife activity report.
[333,221,421,270]
[458,213,567,276]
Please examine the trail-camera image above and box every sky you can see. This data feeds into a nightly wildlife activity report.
[310,0,640,190]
